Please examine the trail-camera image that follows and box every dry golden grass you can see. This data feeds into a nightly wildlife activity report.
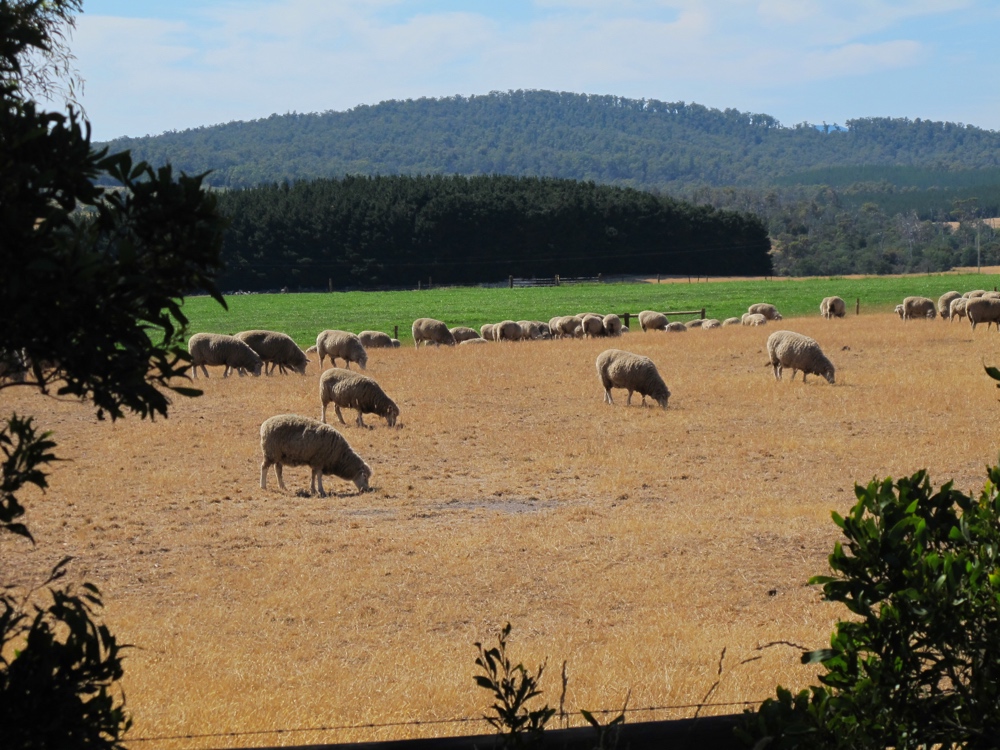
[4,313,1000,748]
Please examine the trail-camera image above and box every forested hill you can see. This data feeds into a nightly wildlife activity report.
[97,90,1000,191]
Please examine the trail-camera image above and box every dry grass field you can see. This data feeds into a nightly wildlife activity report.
[4,313,1000,748]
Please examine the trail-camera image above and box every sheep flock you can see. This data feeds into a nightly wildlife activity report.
[180,283,999,497]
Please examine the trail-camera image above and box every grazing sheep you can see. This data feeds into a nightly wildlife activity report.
[602,314,623,336]
[580,314,606,338]
[964,290,987,298]
[722,317,742,327]
[188,333,263,378]
[748,303,782,320]
[390,339,401,348]
[595,349,670,408]
[556,316,584,338]
[547,317,564,339]
[966,297,1000,331]
[901,296,936,320]
[701,319,722,329]
[766,330,835,384]
[412,318,456,347]
[480,323,496,341]
[820,296,847,319]
[460,337,489,345]
[235,330,310,375]
[686,319,705,329]
[638,310,668,332]
[665,322,687,332]
[493,320,523,342]
[950,297,968,322]
[450,326,482,343]
[315,330,368,369]
[937,292,962,321]
[895,304,905,319]
[742,313,767,326]
[517,320,547,340]
[319,368,400,428]
[358,330,396,349]
[983,291,1000,300]
[260,414,371,496]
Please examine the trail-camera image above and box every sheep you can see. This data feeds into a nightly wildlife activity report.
[547,317,564,339]
[517,320,547,340]
[766,330,835,384]
[820,296,846,319]
[460,337,489,345]
[686,319,705,329]
[638,310,668,332]
[722,317,742,327]
[390,339,401,348]
[966,297,1000,331]
[937,292,962,321]
[964,290,987,299]
[895,304,905,319]
[412,318,456,347]
[555,315,584,338]
[358,331,396,349]
[742,313,767,326]
[580,314,606,338]
[595,349,670,408]
[983,291,1000,300]
[259,414,371,496]
[493,320,523,342]
[748,303,782,321]
[901,296,936,320]
[315,330,368,369]
[319,368,400,428]
[450,326,482,343]
[665,322,688,332]
[188,333,263,378]
[701,319,722,329]
[480,323,496,341]
[234,330,310,375]
[950,297,968,322]
[602,314,623,336]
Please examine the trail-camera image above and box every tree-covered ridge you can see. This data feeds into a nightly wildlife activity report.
[97,90,1000,191]
[215,174,772,290]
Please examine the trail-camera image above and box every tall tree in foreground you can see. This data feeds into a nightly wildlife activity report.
[0,1,227,746]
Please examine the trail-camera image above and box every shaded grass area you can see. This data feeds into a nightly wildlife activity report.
[183,273,1000,345]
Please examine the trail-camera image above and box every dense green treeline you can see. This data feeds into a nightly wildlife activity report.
[214,174,772,290]
[98,90,1000,191]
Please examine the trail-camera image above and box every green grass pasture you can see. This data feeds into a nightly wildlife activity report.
[182,273,1000,346]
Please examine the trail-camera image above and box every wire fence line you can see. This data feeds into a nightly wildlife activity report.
[126,698,764,747]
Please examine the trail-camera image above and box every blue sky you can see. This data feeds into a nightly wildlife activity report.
[67,1,1000,142]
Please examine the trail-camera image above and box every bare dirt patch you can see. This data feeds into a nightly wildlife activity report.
[3,313,1000,746]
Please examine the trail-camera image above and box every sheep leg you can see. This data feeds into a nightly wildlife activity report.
[260,460,272,489]
[772,363,782,380]
[312,470,326,497]
[274,462,286,491]
[320,401,328,424]
[626,389,634,405]
[355,410,366,428]
[604,388,614,405]
[334,405,347,425]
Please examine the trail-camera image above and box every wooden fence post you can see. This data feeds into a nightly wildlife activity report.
[856,298,860,315]
[509,275,514,289]
[555,274,560,286]
[418,280,421,291]
[700,308,706,319]
[394,325,398,340]
[656,274,660,283]
[328,278,333,292]
[623,313,631,328]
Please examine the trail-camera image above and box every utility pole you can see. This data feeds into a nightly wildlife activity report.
[977,222,982,274]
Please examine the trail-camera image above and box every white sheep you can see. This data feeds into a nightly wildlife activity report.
[493,320,522,342]
[412,318,457,347]
[602,314,623,336]
[358,330,397,349]
[742,313,767,326]
[315,330,368,369]
[721,317,742,327]
[259,414,372,496]
[665,321,687,332]
[234,330,310,375]
[901,296,936,320]
[580,314,606,338]
[517,320,548,340]
[895,304,905,319]
[983,291,1000,300]
[188,333,263,378]
[964,290,987,298]
[820,296,846,319]
[937,292,961,321]
[595,349,670,408]
[686,319,705,329]
[766,330,835,384]
[638,310,668,332]
[459,337,489,345]
[480,323,496,341]
[748,303,782,320]
[966,297,1000,331]
[949,297,968,322]
[555,316,584,338]
[319,368,400,428]
[450,326,482,343]
[701,319,721,329]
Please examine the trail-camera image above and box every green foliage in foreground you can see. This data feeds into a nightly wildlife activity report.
[182,272,1000,346]
[738,464,1000,749]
